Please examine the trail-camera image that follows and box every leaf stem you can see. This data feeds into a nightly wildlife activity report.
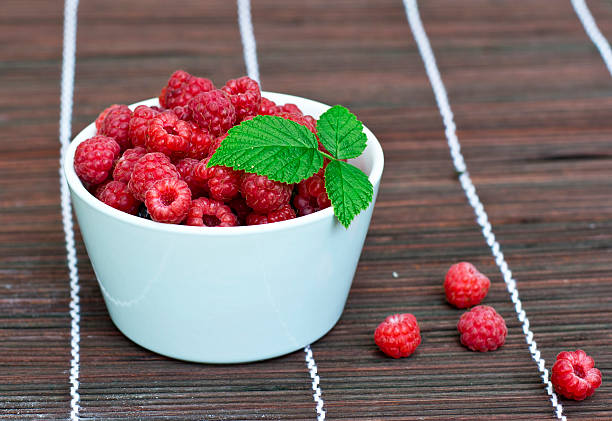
[318,150,336,162]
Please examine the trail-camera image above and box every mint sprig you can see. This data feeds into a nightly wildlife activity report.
[208,105,374,228]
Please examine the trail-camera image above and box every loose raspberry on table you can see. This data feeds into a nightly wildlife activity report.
[145,111,191,160]
[185,197,239,227]
[240,173,292,214]
[551,350,602,400]
[444,262,490,309]
[100,104,133,150]
[175,158,207,197]
[222,76,261,122]
[187,121,213,160]
[95,104,122,132]
[374,313,421,358]
[188,90,236,137]
[74,135,120,185]
[159,70,215,109]
[258,97,278,115]
[193,158,242,202]
[457,305,507,352]
[112,146,146,183]
[96,180,140,215]
[144,178,191,224]
[128,105,160,148]
[246,204,296,225]
[128,152,180,202]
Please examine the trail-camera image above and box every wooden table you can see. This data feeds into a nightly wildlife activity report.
[2,0,611,419]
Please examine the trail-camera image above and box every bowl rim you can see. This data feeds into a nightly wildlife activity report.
[64,92,385,236]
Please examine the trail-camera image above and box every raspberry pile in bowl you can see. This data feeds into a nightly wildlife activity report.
[74,70,330,227]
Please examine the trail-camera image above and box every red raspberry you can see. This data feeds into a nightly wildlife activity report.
[240,173,292,213]
[188,122,214,160]
[100,104,133,150]
[96,180,140,215]
[185,197,239,227]
[128,105,160,148]
[246,204,296,225]
[95,104,122,132]
[193,158,241,202]
[172,105,192,122]
[222,76,262,122]
[275,111,317,134]
[175,158,207,197]
[444,262,491,309]
[374,313,421,358]
[128,152,180,201]
[145,178,191,224]
[209,133,226,155]
[277,103,302,116]
[551,350,602,400]
[258,97,278,115]
[294,171,330,216]
[159,70,215,109]
[145,111,191,160]
[188,90,236,137]
[227,196,252,225]
[74,135,120,185]
[112,146,146,183]
[457,305,507,352]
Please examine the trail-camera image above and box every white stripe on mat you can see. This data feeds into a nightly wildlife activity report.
[59,0,81,420]
[401,0,567,420]
[571,0,612,77]
[236,1,326,419]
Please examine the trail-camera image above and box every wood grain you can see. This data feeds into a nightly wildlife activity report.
[1,0,611,419]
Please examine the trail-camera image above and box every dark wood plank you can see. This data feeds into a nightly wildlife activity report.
[1,0,610,419]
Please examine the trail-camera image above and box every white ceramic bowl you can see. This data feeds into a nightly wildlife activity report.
[64,92,384,363]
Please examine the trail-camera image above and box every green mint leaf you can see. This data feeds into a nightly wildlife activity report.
[324,160,373,228]
[208,115,323,184]
[316,105,367,160]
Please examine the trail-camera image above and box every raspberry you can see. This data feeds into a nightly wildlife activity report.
[258,97,278,115]
[551,350,602,400]
[96,180,140,215]
[444,262,491,308]
[222,76,261,122]
[227,196,252,225]
[240,173,292,213]
[100,104,133,150]
[185,197,239,227]
[159,70,215,109]
[175,158,207,197]
[457,305,507,352]
[128,152,180,202]
[294,171,330,216]
[144,178,191,224]
[193,158,241,202]
[172,105,192,121]
[95,104,122,132]
[277,103,302,116]
[112,146,146,183]
[209,133,226,155]
[128,105,160,148]
[246,204,296,225]
[188,121,214,160]
[374,313,421,358]
[188,90,236,137]
[74,135,120,185]
[275,111,317,134]
[145,111,191,160]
